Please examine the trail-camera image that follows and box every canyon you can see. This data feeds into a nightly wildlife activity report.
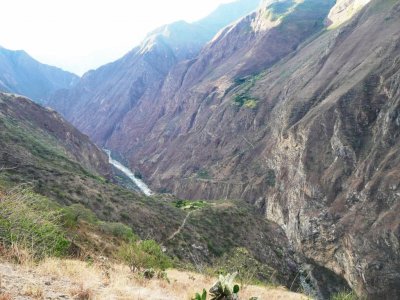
[1,0,399,298]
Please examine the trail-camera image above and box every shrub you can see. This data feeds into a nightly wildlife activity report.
[233,94,259,109]
[197,169,211,179]
[118,240,172,271]
[174,200,208,210]
[243,99,258,109]
[61,204,97,228]
[98,221,136,241]
[213,248,274,288]
[0,189,70,260]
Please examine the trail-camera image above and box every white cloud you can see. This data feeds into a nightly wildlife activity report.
[0,0,233,75]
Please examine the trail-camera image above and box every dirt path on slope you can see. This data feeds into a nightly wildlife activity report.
[167,211,192,241]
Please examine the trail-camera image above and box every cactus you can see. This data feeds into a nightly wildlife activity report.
[143,268,155,279]
[209,272,240,300]
[193,289,207,300]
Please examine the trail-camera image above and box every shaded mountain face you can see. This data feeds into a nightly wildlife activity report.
[47,0,400,298]
[0,47,78,103]
[0,92,110,176]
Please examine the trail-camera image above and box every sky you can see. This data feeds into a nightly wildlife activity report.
[0,0,233,76]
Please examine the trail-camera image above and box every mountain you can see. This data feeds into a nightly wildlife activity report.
[0,92,109,177]
[0,91,298,289]
[46,0,400,298]
[0,46,78,103]
[45,0,260,143]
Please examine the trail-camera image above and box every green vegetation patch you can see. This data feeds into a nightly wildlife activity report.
[211,247,276,287]
[233,94,259,109]
[330,290,359,300]
[196,169,211,179]
[243,99,258,109]
[0,189,70,260]
[232,74,261,109]
[118,239,172,271]
[174,199,209,210]
[0,115,67,163]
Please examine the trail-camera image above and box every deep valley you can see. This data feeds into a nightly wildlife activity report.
[0,0,399,299]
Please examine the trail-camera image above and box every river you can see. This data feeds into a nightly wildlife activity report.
[104,149,153,196]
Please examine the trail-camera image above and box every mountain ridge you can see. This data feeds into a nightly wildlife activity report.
[45,0,261,143]
[0,46,78,103]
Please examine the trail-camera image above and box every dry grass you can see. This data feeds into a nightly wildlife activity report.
[0,294,12,300]
[22,283,43,299]
[70,284,94,300]
[0,243,33,266]
[0,253,309,299]
[33,258,309,300]
[7,243,33,265]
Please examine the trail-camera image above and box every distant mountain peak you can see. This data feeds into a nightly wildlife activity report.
[0,46,78,103]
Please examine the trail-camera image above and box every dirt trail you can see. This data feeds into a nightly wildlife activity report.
[167,211,192,241]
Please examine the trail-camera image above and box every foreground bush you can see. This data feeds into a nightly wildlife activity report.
[0,188,70,260]
[118,239,172,271]
[209,247,276,288]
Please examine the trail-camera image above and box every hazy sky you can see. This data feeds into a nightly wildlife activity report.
[0,0,233,75]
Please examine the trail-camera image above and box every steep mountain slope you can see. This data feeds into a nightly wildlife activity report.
[43,0,400,297]
[46,0,260,143]
[47,0,400,298]
[105,0,337,192]
[105,0,398,298]
[0,47,78,103]
[0,93,109,176]
[0,92,298,288]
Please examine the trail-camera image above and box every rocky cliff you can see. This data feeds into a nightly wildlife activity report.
[0,47,78,103]
[47,0,400,298]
